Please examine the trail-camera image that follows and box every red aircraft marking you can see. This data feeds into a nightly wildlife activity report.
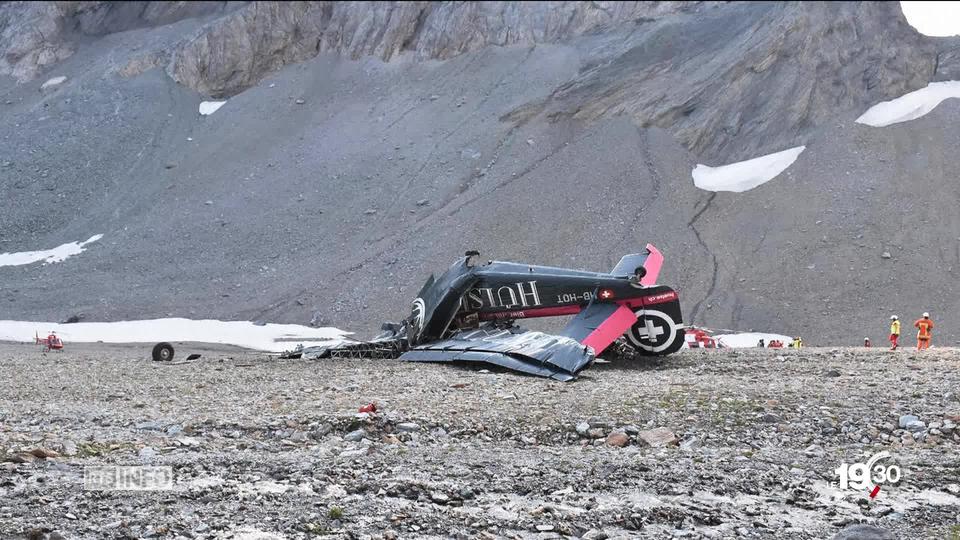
[580,305,638,353]
[640,243,663,286]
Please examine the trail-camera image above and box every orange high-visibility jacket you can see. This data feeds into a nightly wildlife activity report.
[914,318,934,339]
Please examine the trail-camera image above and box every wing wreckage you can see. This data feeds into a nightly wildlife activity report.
[302,245,685,381]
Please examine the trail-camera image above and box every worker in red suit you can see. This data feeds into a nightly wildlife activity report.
[889,315,900,350]
[914,312,934,350]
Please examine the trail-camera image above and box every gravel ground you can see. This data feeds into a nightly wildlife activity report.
[2,342,959,539]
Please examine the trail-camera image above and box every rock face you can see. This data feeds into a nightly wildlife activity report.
[6,1,950,160]
[0,2,74,81]
[163,1,952,161]
[0,1,230,81]
[532,1,943,161]
[166,1,701,98]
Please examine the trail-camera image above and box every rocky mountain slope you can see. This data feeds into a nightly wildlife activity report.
[1,1,959,345]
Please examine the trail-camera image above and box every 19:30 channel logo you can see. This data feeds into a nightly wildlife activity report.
[835,451,902,498]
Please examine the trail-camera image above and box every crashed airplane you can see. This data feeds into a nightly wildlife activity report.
[305,245,685,381]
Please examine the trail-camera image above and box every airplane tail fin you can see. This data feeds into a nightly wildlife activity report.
[611,243,663,286]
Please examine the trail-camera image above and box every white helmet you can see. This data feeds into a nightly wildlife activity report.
[890,315,898,320]
[923,312,930,318]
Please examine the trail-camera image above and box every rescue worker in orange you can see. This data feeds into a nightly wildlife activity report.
[914,312,934,350]
[889,315,900,350]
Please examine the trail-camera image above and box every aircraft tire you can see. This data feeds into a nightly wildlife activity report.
[152,342,175,362]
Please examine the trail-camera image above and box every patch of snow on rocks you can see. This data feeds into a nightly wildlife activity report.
[40,76,67,91]
[692,146,805,193]
[0,234,103,267]
[856,80,960,127]
[199,100,227,115]
[0,318,350,352]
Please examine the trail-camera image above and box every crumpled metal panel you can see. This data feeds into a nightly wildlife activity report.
[399,327,594,381]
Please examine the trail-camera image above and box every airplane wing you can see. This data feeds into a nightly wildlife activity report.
[559,302,637,355]
[399,326,594,381]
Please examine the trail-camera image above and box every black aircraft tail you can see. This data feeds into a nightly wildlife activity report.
[610,244,663,285]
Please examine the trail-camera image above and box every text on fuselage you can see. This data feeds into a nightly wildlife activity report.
[463,281,542,310]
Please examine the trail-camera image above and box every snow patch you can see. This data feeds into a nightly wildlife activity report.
[0,318,350,352]
[40,76,67,91]
[856,81,960,127]
[199,101,227,115]
[714,332,794,348]
[692,146,805,193]
[0,235,103,267]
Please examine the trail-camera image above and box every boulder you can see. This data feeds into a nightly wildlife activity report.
[636,427,678,448]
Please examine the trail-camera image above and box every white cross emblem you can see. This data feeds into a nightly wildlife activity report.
[635,318,665,341]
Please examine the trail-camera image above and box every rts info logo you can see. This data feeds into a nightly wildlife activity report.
[835,451,902,498]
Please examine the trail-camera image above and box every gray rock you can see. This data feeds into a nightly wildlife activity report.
[582,530,608,540]
[344,429,366,442]
[804,444,824,456]
[138,446,157,460]
[135,420,166,431]
[575,422,590,436]
[59,440,77,456]
[605,431,629,447]
[905,420,926,432]
[898,415,919,429]
[636,427,678,448]
[679,437,699,451]
[881,252,892,259]
[339,448,367,458]
[830,524,895,540]
[760,413,782,423]
[396,422,420,433]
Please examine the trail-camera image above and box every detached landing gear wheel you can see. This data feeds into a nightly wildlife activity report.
[152,342,175,362]
[626,309,685,356]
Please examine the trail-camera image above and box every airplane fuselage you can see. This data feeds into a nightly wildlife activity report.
[462,263,679,321]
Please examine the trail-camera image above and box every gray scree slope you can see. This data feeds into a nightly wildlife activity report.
[1,1,959,345]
